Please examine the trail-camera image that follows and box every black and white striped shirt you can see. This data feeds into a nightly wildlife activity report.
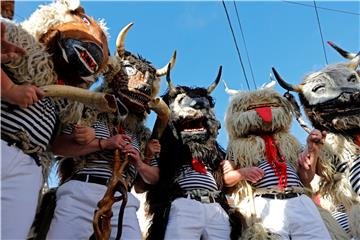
[349,156,360,196]
[63,120,157,183]
[253,160,304,189]
[335,155,360,196]
[1,98,57,151]
[174,164,218,192]
[332,210,350,234]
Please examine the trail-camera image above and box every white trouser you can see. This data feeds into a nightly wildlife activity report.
[47,179,141,240]
[1,140,43,239]
[254,194,332,240]
[164,197,231,240]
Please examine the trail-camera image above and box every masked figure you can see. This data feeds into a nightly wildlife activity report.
[1,0,108,238]
[145,66,244,240]
[222,83,333,239]
[273,43,360,238]
[47,22,175,239]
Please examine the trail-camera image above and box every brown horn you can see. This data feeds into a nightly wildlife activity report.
[156,51,177,77]
[116,22,134,58]
[165,63,176,94]
[327,41,357,60]
[207,66,222,94]
[272,67,302,93]
[148,97,171,140]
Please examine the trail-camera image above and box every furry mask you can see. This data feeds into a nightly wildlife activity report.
[104,23,176,119]
[162,66,222,150]
[225,88,293,139]
[273,46,360,135]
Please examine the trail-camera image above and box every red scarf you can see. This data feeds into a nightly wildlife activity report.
[261,135,288,189]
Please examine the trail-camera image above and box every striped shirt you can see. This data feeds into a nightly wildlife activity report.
[174,164,218,192]
[63,120,157,184]
[335,155,360,196]
[349,156,360,196]
[253,160,304,189]
[1,98,57,152]
[331,210,350,234]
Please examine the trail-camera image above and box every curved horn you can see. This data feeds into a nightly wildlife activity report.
[40,85,117,112]
[272,67,302,93]
[207,66,222,94]
[156,50,177,77]
[116,22,134,58]
[222,79,239,95]
[166,63,176,94]
[327,41,357,60]
[148,97,171,140]
[348,52,360,70]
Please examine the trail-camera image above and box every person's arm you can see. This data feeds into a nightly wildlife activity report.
[297,129,326,187]
[52,132,132,157]
[1,22,26,63]
[122,144,160,185]
[1,23,44,107]
[222,160,264,187]
[1,69,44,107]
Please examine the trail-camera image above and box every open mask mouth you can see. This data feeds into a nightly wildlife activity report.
[58,39,103,78]
[117,89,152,114]
[179,117,207,134]
[313,91,360,117]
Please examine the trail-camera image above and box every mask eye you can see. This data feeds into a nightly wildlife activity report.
[82,16,91,26]
[123,65,136,76]
[347,74,357,83]
[312,84,325,93]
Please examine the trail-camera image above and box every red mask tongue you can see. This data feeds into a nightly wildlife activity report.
[255,107,272,123]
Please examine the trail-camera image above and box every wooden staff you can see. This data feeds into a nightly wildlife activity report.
[92,149,129,240]
[91,97,170,239]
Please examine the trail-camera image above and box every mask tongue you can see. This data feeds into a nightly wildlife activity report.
[255,107,272,123]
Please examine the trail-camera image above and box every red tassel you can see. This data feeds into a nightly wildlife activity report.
[261,135,288,189]
[191,158,207,174]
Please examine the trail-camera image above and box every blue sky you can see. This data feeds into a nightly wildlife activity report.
[14,1,359,186]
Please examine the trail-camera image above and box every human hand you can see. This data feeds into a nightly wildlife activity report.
[239,167,265,183]
[122,144,142,166]
[102,134,132,150]
[299,129,326,170]
[1,22,26,63]
[73,125,95,145]
[145,139,161,159]
[221,160,236,174]
[307,129,326,151]
[2,82,44,108]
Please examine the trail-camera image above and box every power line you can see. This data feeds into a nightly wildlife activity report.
[233,0,257,89]
[282,0,360,16]
[313,0,329,64]
[221,0,251,90]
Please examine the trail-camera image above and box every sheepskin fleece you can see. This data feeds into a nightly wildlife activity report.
[21,0,108,41]
[2,18,56,86]
[317,133,360,211]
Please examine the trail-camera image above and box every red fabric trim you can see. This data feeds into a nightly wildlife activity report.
[261,135,288,189]
[191,158,207,174]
